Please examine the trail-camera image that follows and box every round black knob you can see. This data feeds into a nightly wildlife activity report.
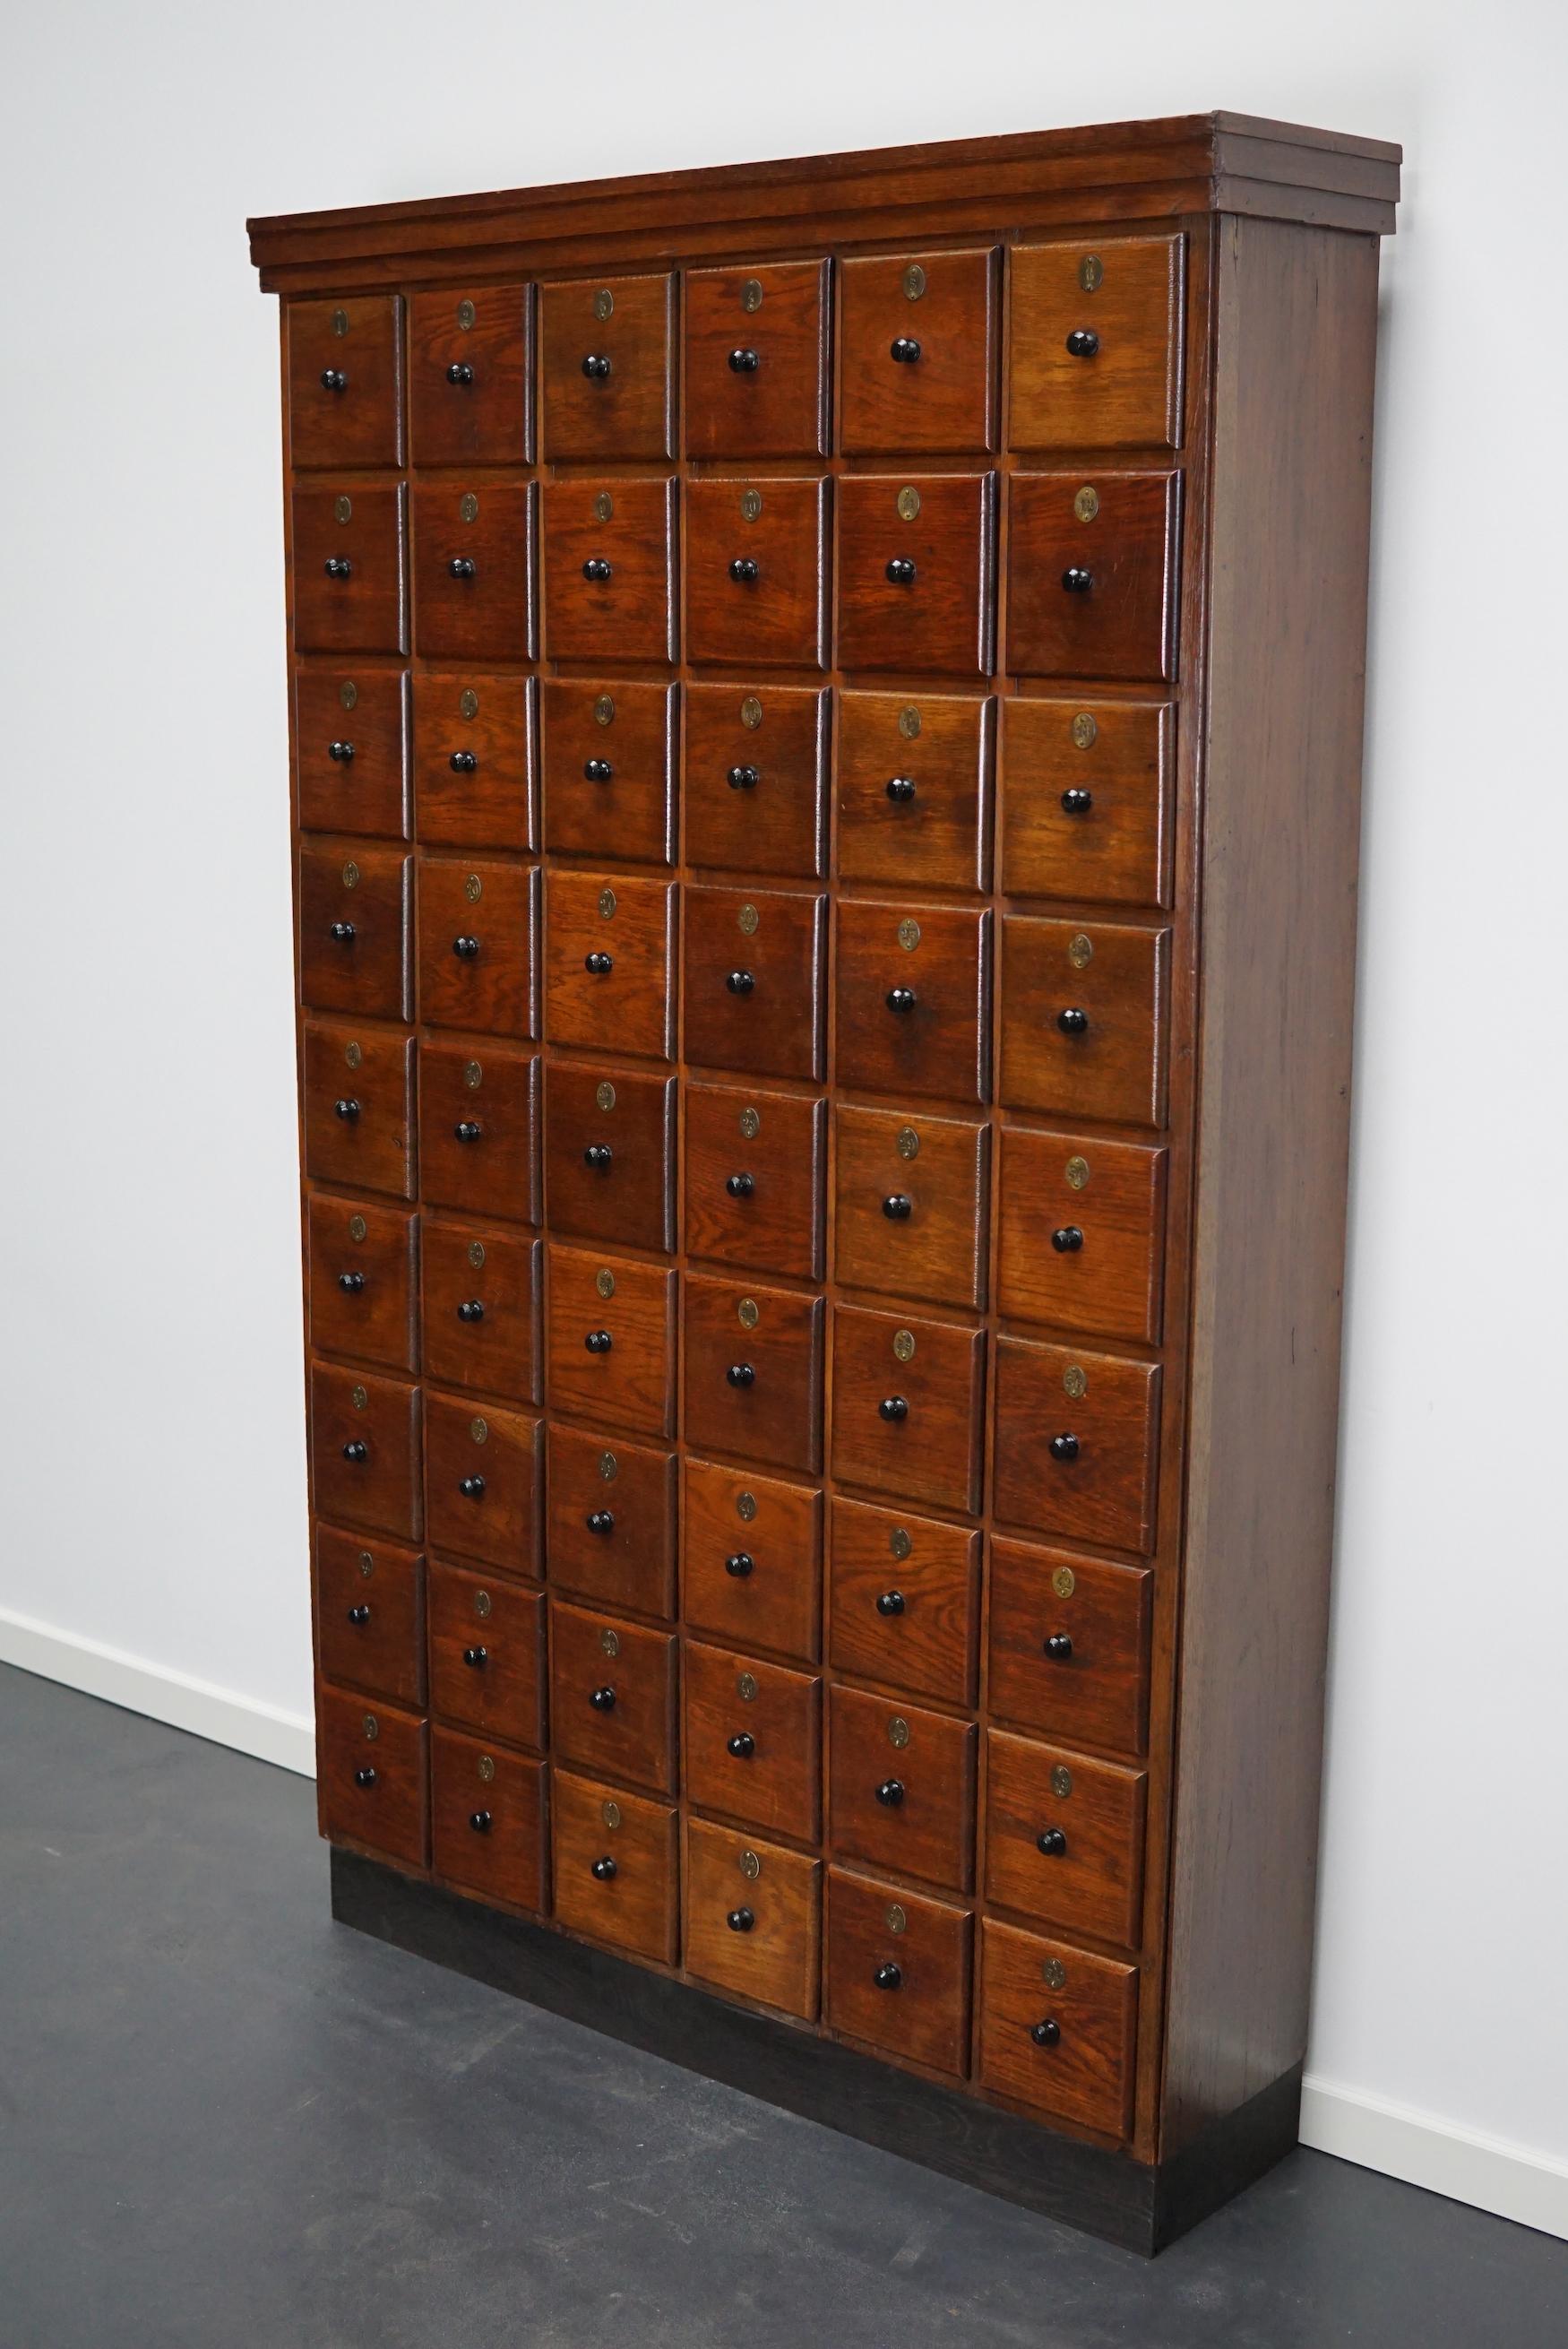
[1056,1007,1090,1035]
[1065,328,1100,358]
[452,935,480,959]
[874,1590,906,1618]
[885,987,918,1017]
[590,1854,617,1879]
[585,951,613,975]
[728,557,760,584]
[1062,566,1094,593]
[327,740,355,764]
[874,1778,905,1807]
[1032,2017,1062,2048]
[470,1809,492,1833]
[885,775,917,802]
[355,1765,377,1787]
[727,1906,755,1932]
[726,970,755,996]
[323,557,352,579]
[879,1396,909,1423]
[446,361,475,384]
[454,1119,482,1143]
[340,1440,368,1464]
[346,1603,371,1626]
[884,557,917,584]
[874,1962,902,1991]
[727,1732,755,1759]
[333,1097,360,1120]
[586,1509,615,1536]
[330,921,358,946]
[727,1363,755,1389]
[583,1144,613,1170]
[882,1194,912,1221]
[582,557,613,582]
[584,1329,613,1353]
[728,764,760,790]
[1051,1226,1084,1254]
[460,1474,487,1498]
[589,1686,616,1713]
[889,336,922,364]
[728,347,761,373]
[725,1551,754,1579]
[1060,787,1093,815]
[456,1299,485,1323]
[1049,1433,1081,1463]
[462,1645,488,1669]
[726,1172,754,1198]
[584,757,614,783]
[448,557,477,580]
[337,1271,366,1293]
[320,368,349,393]
[1044,1632,1073,1662]
[582,353,612,380]
[1037,1827,1068,1857]
[450,750,478,773]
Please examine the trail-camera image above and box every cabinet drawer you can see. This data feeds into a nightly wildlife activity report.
[837,472,995,676]
[542,1062,675,1254]
[685,1819,822,2020]
[296,669,409,840]
[314,1524,425,1708]
[984,1729,1146,1948]
[292,484,407,655]
[551,1769,678,1965]
[549,1602,677,1797]
[1007,471,1179,683]
[829,1684,975,1893]
[999,918,1169,1128]
[684,886,826,1083]
[306,1193,418,1373]
[541,476,676,664]
[988,1540,1152,1757]
[544,870,676,1063]
[683,1458,822,1664]
[418,1041,539,1222]
[840,249,997,455]
[302,1020,415,1200]
[685,1642,822,1843]
[412,479,535,661]
[539,272,675,462]
[825,1868,971,2079]
[412,670,537,853]
[409,285,533,467]
[993,1337,1160,1555]
[419,1217,540,1401]
[685,260,830,459]
[546,1245,676,1440]
[288,295,402,471]
[835,901,990,1108]
[977,1919,1136,2141]
[830,1306,985,1515]
[431,1727,547,1912]
[999,697,1173,908]
[546,1424,676,1620]
[685,1082,825,1282]
[838,690,994,890]
[417,856,538,1041]
[541,680,676,868]
[997,1127,1167,1344]
[684,1274,824,1477]
[685,477,828,669]
[315,1685,426,1870]
[828,1498,978,1710]
[309,1362,421,1542]
[684,684,827,879]
[423,1391,542,1575]
[298,843,410,1021]
[427,1559,545,1747]
[1009,234,1185,453]
[833,1102,988,1312]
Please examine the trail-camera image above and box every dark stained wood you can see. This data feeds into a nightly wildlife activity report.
[540,679,676,868]
[984,1727,1147,1947]
[541,475,676,664]
[837,689,994,891]
[550,1768,678,1965]
[993,1336,1160,1555]
[1006,470,1179,682]
[684,1641,823,1842]
[309,1360,421,1542]
[685,476,829,669]
[683,1274,824,1476]
[684,1819,822,2019]
[306,1192,418,1373]
[409,284,533,467]
[996,1127,1167,1343]
[427,1559,546,1745]
[986,1539,1153,1757]
[828,1497,979,1708]
[423,1390,542,1574]
[683,684,828,878]
[828,1684,977,1892]
[417,1041,539,1222]
[685,1081,825,1281]
[830,1304,985,1514]
[998,915,1168,1127]
[287,295,402,469]
[431,1727,547,1912]
[825,1867,971,2080]
[301,1019,415,1199]
[411,479,536,661]
[977,1918,1136,2138]
[837,471,995,676]
[685,260,830,459]
[833,1102,988,1311]
[315,1686,426,1869]
[834,900,990,1107]
[538,272,675,461]
[314,1524,425,1708]
[296,668,409,840]
[548,1602,678,1797]
[418,1216,541,1401]
[545,1244,676,1440]
[412,670,537,852]
[999,696,1173,908]
[544,869,676,1062]
[839,248,997,454]
[417,855,538,1041]
[297,842,411,1023]
[682,1457,823,1663]
[1009,234,1185,452]
[683,885,826,1083]
[541,1061,676,1253]
[291,484,407,655]
[545,1422,677,1619]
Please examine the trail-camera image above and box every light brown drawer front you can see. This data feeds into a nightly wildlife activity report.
[684,1819,822,2019]
[825,1868,972,2081]
[977,1920,1136,2142]
[548,1602,678,1798]
[1000,697,1173,908]
[828,1498,979,1709]
[316,1686,426,1870]
[999,917,1169,1129]
[684,1642,822,1844]
[996,1127,1167,1345]
[987,1540,1153,1758]
[682,1459,822,1665]
[983,1727,1147,1948]
[431,1728,547,1913]
[551,1768,678,1965]
[993,1336,1160,1557]
[1009,234,1185,453]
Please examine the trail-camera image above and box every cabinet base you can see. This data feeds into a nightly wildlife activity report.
[330,1846,1302,2254]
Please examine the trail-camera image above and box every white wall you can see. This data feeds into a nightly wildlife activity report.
[3,0,1564,2239]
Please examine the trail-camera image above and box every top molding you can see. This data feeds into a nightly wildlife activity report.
[246,112,1400,295]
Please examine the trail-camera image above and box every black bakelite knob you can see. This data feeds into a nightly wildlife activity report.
[460,1474,487,1498]
[729,557,760,583]
[727,1363,755,1390]
[884,556,917,584]
[1065,328,1100,358]
[341,1440,368,1463]
[1061,787,1093,815]
[447,361,475,384]
[589,1686,616,1712]
[1032,2017,1062,2047]
[337,1271,366,1294]
[327,740,355,763]
[874,1962,902,1991]
[587,1509,615,1536]
[885,775,917,802]
[882,1194,912,1221]
[728,347,761,373]
[470,1809,492,1833]
[346,1603,371,1626]
[1051,1226,1084,1253]
[448,557,477,580]
[355,1765,377,1787]
[885,986,917,1014]
[584,1329,613,1353]
[728,764,760,790]
[726,1172,754,1198]
[452,935,480,959]
[1049,1433,1081,1463]
[330,920,357,944]
[890,336,922,363]
[1056,1007,1090,1035]
[727,1906,755,1932]
[582,557,613,582]
[726,970,755,995]
[1037,1827,1068,1856]
[1045,1633,1073,1662]
[1062,566,1093,593]
[874,1590,905,1617]
[584,757,614,782]
[584,1144,613,1170]
[454,1119,482,1143]
[320,368,349,393]
[450,749,478,773]
[582,353,612,380]
[462,1645,488,1669]
[323,557,352,579]
[456,1299,485,1323]
[874,1778,905,1807]
[585,951,613,974]
[879,1396,909,1423]
[333,1098,359,1120]
[590,1854,617,1879]
[725,1551,754,1578]
[728,1732,755,1759]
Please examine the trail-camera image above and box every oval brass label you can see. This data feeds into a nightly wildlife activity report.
[739,488,762,523]
[740,695,763,730]
[470,1416,488,1444]
[463,1059,483,1090]
[456,298,477,331]
[896,485,921,522]
[1065,1154,1090,1192]
[737,1672,759,1702]
[596,1267,616,1300]
[465,873,482,903]
[593,693,616,727]
[341,859,360,888]
[741,277,763,313]
[1052,1566,1077,1599]
[739,1848,762,1881]
[467,1239,486,1271]
[1044,1957,1068,1991]
[737,902,759,937]
[892,1328,916,1363]
[890,1526,913,1562]
[344,1041,362,1069]
[901,262,926,300]
[340,679,358,711]
[897,704,921,741]
[350,1384,367,1411]
[459,687,479,720]
[475,1589,492,1619]
[737,1297,760,1330]
[592,490,614,523]
[602,1799,622,1830]
[600,1628,620,1657]
[738,1106,761,1140]
[1071,712,1097,750]
[897,918,921,952]
[362,1712,378,1740]
[331,307,349,336]
[460,491,479,523]
[593,287,615,321]
[1051,1765,1073,1800]
[889,1717,910,1749]
[358,1550,375,1578]
[1064,1365,1088,1401]
[599,1450,618,1481]
[348,1213,367,1243]
[1068,932,1093,970]
[598,887,616,920]
[478,1753,495,1783]
[885,1902,907,1934]
[1073,485,1099,524]
[1078,255,1104,293]
[333,494,352,525]
[896,1126,920,1161]
[596,1080,616,1112]
[736,1490,757,1523]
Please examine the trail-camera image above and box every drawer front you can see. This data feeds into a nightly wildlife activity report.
[424,1391,542,1574]
[544,870,676,1063]
[684,684,828,879]
[977,1919,1136,2140]
[418,1041,539,1222]
[684,1819,822,2020]
[412,670,537,852]
[549,1602,678,1796]
[417,856,538,1041]
[546,1423,677,1619]
[825,1868,971,2079]
[833,1102,988,1312]
[988,1541,1152,1757]
[309,1362,421,1542]
[419,1217,541,1401]
[296,669,409,840]
[302,1021,415,1199]
[999,917,1169,1127]
[1010,234,1185,453]
[984,1728,1146,1948]
[542,1062,676,1254]
[551,1768,678,1965]
[684,1274,824,1477]
[685,261,830,459]
[840,249,997,454]
[835,901,990,1107]
[409,285,533,467]
[829,1684,976,1892]
[831,1307,985,1516]
[306,1193,418,1373]
[684,886,826,1083]
[684,1642,822,1842]
[685,477,829,669]
[288,295,402,471]
[827,1498,978,1709]
[539,273,675,462]
[685,1082,826,1282]
[292,484,408,655]
[412,479,536,661]
[993,1337,1160,1555]
[541,680,676,868]
[541,476,676,664]
[431,1727,547,1911]
[314,1524,425,1708]
[298,843,411,1021]
[999,697,1173,908]
[683,1459,822,1664]
[838,690,994,891]
[546,1245,676,1439]
[997,1127,1167,1344]
[315,1685,427,1870]
[837,471,995,676]
[1007,471,1179,683]
[427,1559,546,1746]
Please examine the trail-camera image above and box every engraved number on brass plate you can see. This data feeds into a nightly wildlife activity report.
[460,492,479,523]
[741,278,763,313]
[1044,1956,1068,1991]
[592,491,614,522]
[897,918,920,952]
[478,1753,495,1782]
[897,704,921,741]
[1052,1566,1077,1599]
[737,1297,760,1330]
[739,488,762,522]
[896,1126,919,1161]
[331,308,349,336]
[737,1671,758,1701]
[460,687,479,720]
[334,494,352,524]
[888,1716,910,1749]
[740,695,763,730]
[1065,1154,1090,1191]
[595,1266,616,1300]
[896,486,921,522]
[598,1449,618,1481]
[465,873,482,902]
[736,1490,757,1523]
[344,1041,362,1069]
[348,1213,367,1243]
[1051,1765,1073,1799]
[739,1848,762,1880]
[892,1328,916,1363]
[885,1902,907,1933]
[340,859,359,889]
[901,263,926,300]
[596,1080,616,1112]
[470,1416,488,1444]
[468,1239,486,1270]
[475,1589,492,1618]
[738,1106,761,1140]
[1063,1365,1088,1401]
[600,1628,620,1657]
[737,902,759,936]
[457,298,477,330]
[1078,255,1103,293]
[599,887,616,919]
[1071,712,1097,750]
[602,1799,621,1829]
[1073,485,1098,524]
[593,288,614,321]
[890,1526,913,1562]
[350,1384,367,1410]
[362,1712,378,1739]
[340,680,358,711]
[463,1059,483,1089]
[594,693,615,726]
[358,1550,375,1578]
[1068,932,1093,969]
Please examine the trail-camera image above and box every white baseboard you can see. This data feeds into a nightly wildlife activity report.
[0,1605,315,1778]
[1301,2073,1568,2240]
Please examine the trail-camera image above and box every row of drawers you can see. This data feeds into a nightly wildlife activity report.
[292,237,1184,471]
[294,469,1178,683]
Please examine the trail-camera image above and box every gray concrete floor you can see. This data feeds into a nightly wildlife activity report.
[2,1663,1562,2348]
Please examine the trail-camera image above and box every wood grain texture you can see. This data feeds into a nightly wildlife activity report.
[545,1244,676,1440]
[412,670,537,852]
[418,1041,539,1222]
[684,1818,822,2019]
[549,1602,678,1797]
[986,1539,1152,1757]
[685,1081,826,1281]
[296,667,409,841]
[683,1274,824,1476]
[682,1457,823,1664]
[538,272,674,461]
[314,1524,426,1709]
[828,1497,979,1708]
[833,1101,989,1312]
[545,1422,677,1620]
[427,1560,546,1746]
[828,1683,977,1893]
[837,471,995,676]
[306,1193,418,1373]
[540,679,676,868]
[430,1728,547,1912]
[409,285,533,467]
[983,1726,1147,1947]
[684,1641,823,1842]
[419,1218,541,1403]
[315,1687,426,1870]
[410,478,536,661]
[684,260,830,460]
[309,1361,421,1542]
[683,885,826,1084]
[1009,234,1185,453]
[540,474,676,664]
[685,476,829,669]
[417,855,538,1041]
[976,1918,1136,2138]
[999,696,1173,908]
[550,1769,679,1965]
[683,684,828,878]
[423,1390,542,1574]
[825,1866,972,2080]
[840,247,997,454]
[541,1061,676,1253]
